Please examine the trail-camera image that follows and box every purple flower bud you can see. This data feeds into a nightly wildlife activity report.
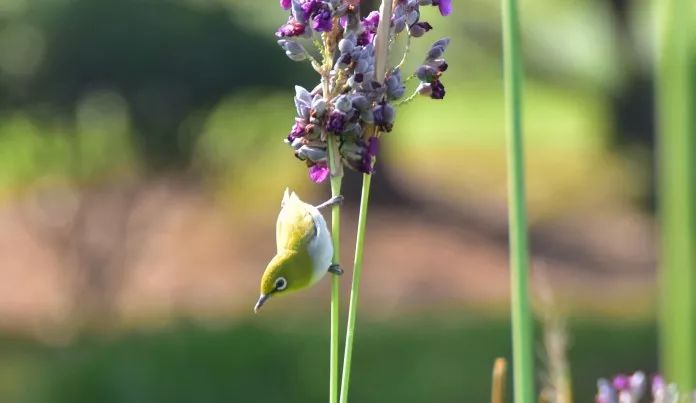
[373,102,395,132]
[613,375,630,392]
[309,163,330,183]
[278,39,308,61]
[417,82,432,97]
[386,70,405,100]
[406,9,420,26]
[326,111,346,133]
[280,0,292,10]
[294,86,313,118]
[393,16,407,34]
[596,379,617,403]
[296,145,327,161]
[409,21,433,37]
[427,46,445,60]
[311,7,333,32]
[432,0,453,16]
[289,119,306,139]
[432,37,451,50]
[629,372,646,399]
[416,65,438,82]
[277,17,307,38]
[339,38,355,54]
[351,95,369,111]
[363,11,380,30]
[430,79,446,99]
[335,95,352,113]
[312,97,328,116]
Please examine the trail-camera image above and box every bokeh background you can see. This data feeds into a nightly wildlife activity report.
[0,0,660,401]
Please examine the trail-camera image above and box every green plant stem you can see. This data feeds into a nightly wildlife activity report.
[501,0,534,402]
[328,139,342,403]
[339,173,372,403]
[657,0,696,390]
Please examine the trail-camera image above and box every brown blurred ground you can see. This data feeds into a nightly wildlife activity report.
[0,178,656,337]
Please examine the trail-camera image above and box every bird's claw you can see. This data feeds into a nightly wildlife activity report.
[328,264,343,276]
[316,195,344,210]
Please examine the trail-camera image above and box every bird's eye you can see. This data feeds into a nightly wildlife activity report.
[275,277,288,291]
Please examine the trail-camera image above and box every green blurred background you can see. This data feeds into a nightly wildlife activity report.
[0,0,661,401]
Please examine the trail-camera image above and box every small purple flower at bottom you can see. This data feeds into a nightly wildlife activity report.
[410,22,433,38]
[309,162,330,183]
[430,79,446,99]
[433,0,453,16]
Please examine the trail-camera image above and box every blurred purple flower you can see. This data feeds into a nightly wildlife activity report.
[433,0,453,16]
[309,163,330,183]
[280,0,292,10]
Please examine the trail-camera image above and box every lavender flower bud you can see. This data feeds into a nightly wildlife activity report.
[432,37,451,50]
[406,9,420,26]
[335,95,352,113]
[296,145,327,162]
[373,102,395,132]
[427,46,445,61]
[312,97,328,116]
[280,0,292,10]
[360,108,374,123]
[629,372,645,400]
[339,38,355,54]
[278,39,308,61]
[295,86,312,118]
[355,59,369,74]
[351,95,369,111]
[410,21,433,38]
[393,16,407,34]
[386,70,405,100]
[596,379,617,403]
[416,65,438,82]
[417,82,432,96]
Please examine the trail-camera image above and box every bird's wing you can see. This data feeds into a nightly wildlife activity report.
[276,192,317,252]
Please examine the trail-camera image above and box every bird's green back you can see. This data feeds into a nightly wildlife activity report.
[276,191,316,253]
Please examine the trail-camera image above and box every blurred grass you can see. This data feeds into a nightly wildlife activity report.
[0,315,656,403]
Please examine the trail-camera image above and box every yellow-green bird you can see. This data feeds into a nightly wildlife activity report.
[254,189,343,313]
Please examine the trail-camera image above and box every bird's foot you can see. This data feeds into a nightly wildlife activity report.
[328,264,344,276]
[315,195,344,210]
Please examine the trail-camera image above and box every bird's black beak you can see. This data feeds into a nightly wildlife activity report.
[254,294,270,313]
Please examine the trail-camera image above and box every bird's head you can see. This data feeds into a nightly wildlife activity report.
[254,252,304,313]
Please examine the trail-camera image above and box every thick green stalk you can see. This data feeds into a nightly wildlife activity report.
[328,137,342,403]
[339,173,372,403]
[657,0,696,390]
[501,0,535,402]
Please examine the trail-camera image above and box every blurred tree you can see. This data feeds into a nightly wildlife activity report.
[0,0,311,170]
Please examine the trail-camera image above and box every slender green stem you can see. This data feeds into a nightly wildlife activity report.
[339,173,372,403]
[657,0,696,390]
[328,142,342,403]
[501,0,534,402]
[322,30,343,403]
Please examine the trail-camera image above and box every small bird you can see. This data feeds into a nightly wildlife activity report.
[254,189,343,313]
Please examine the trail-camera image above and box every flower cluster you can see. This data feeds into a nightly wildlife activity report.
[596,371,696,403]
[276,0,453,183]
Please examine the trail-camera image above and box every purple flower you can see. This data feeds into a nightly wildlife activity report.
[373,102,395,132]
[409,21,433,38]
[433,0,453,16]
[288,119,306,140]
[280,0,292,10]
[360,137,380,174]
[309,162,330,183]
[311,6,333,32]
[277,17,307,37]
[326,111,346,133]
[612,374,630,392]
[430,79,446,99]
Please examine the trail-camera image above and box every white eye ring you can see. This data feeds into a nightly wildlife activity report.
[275,277,288,291]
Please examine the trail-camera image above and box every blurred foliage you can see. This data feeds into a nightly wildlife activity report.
[0,316,656,403]
[0,0,311,169]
